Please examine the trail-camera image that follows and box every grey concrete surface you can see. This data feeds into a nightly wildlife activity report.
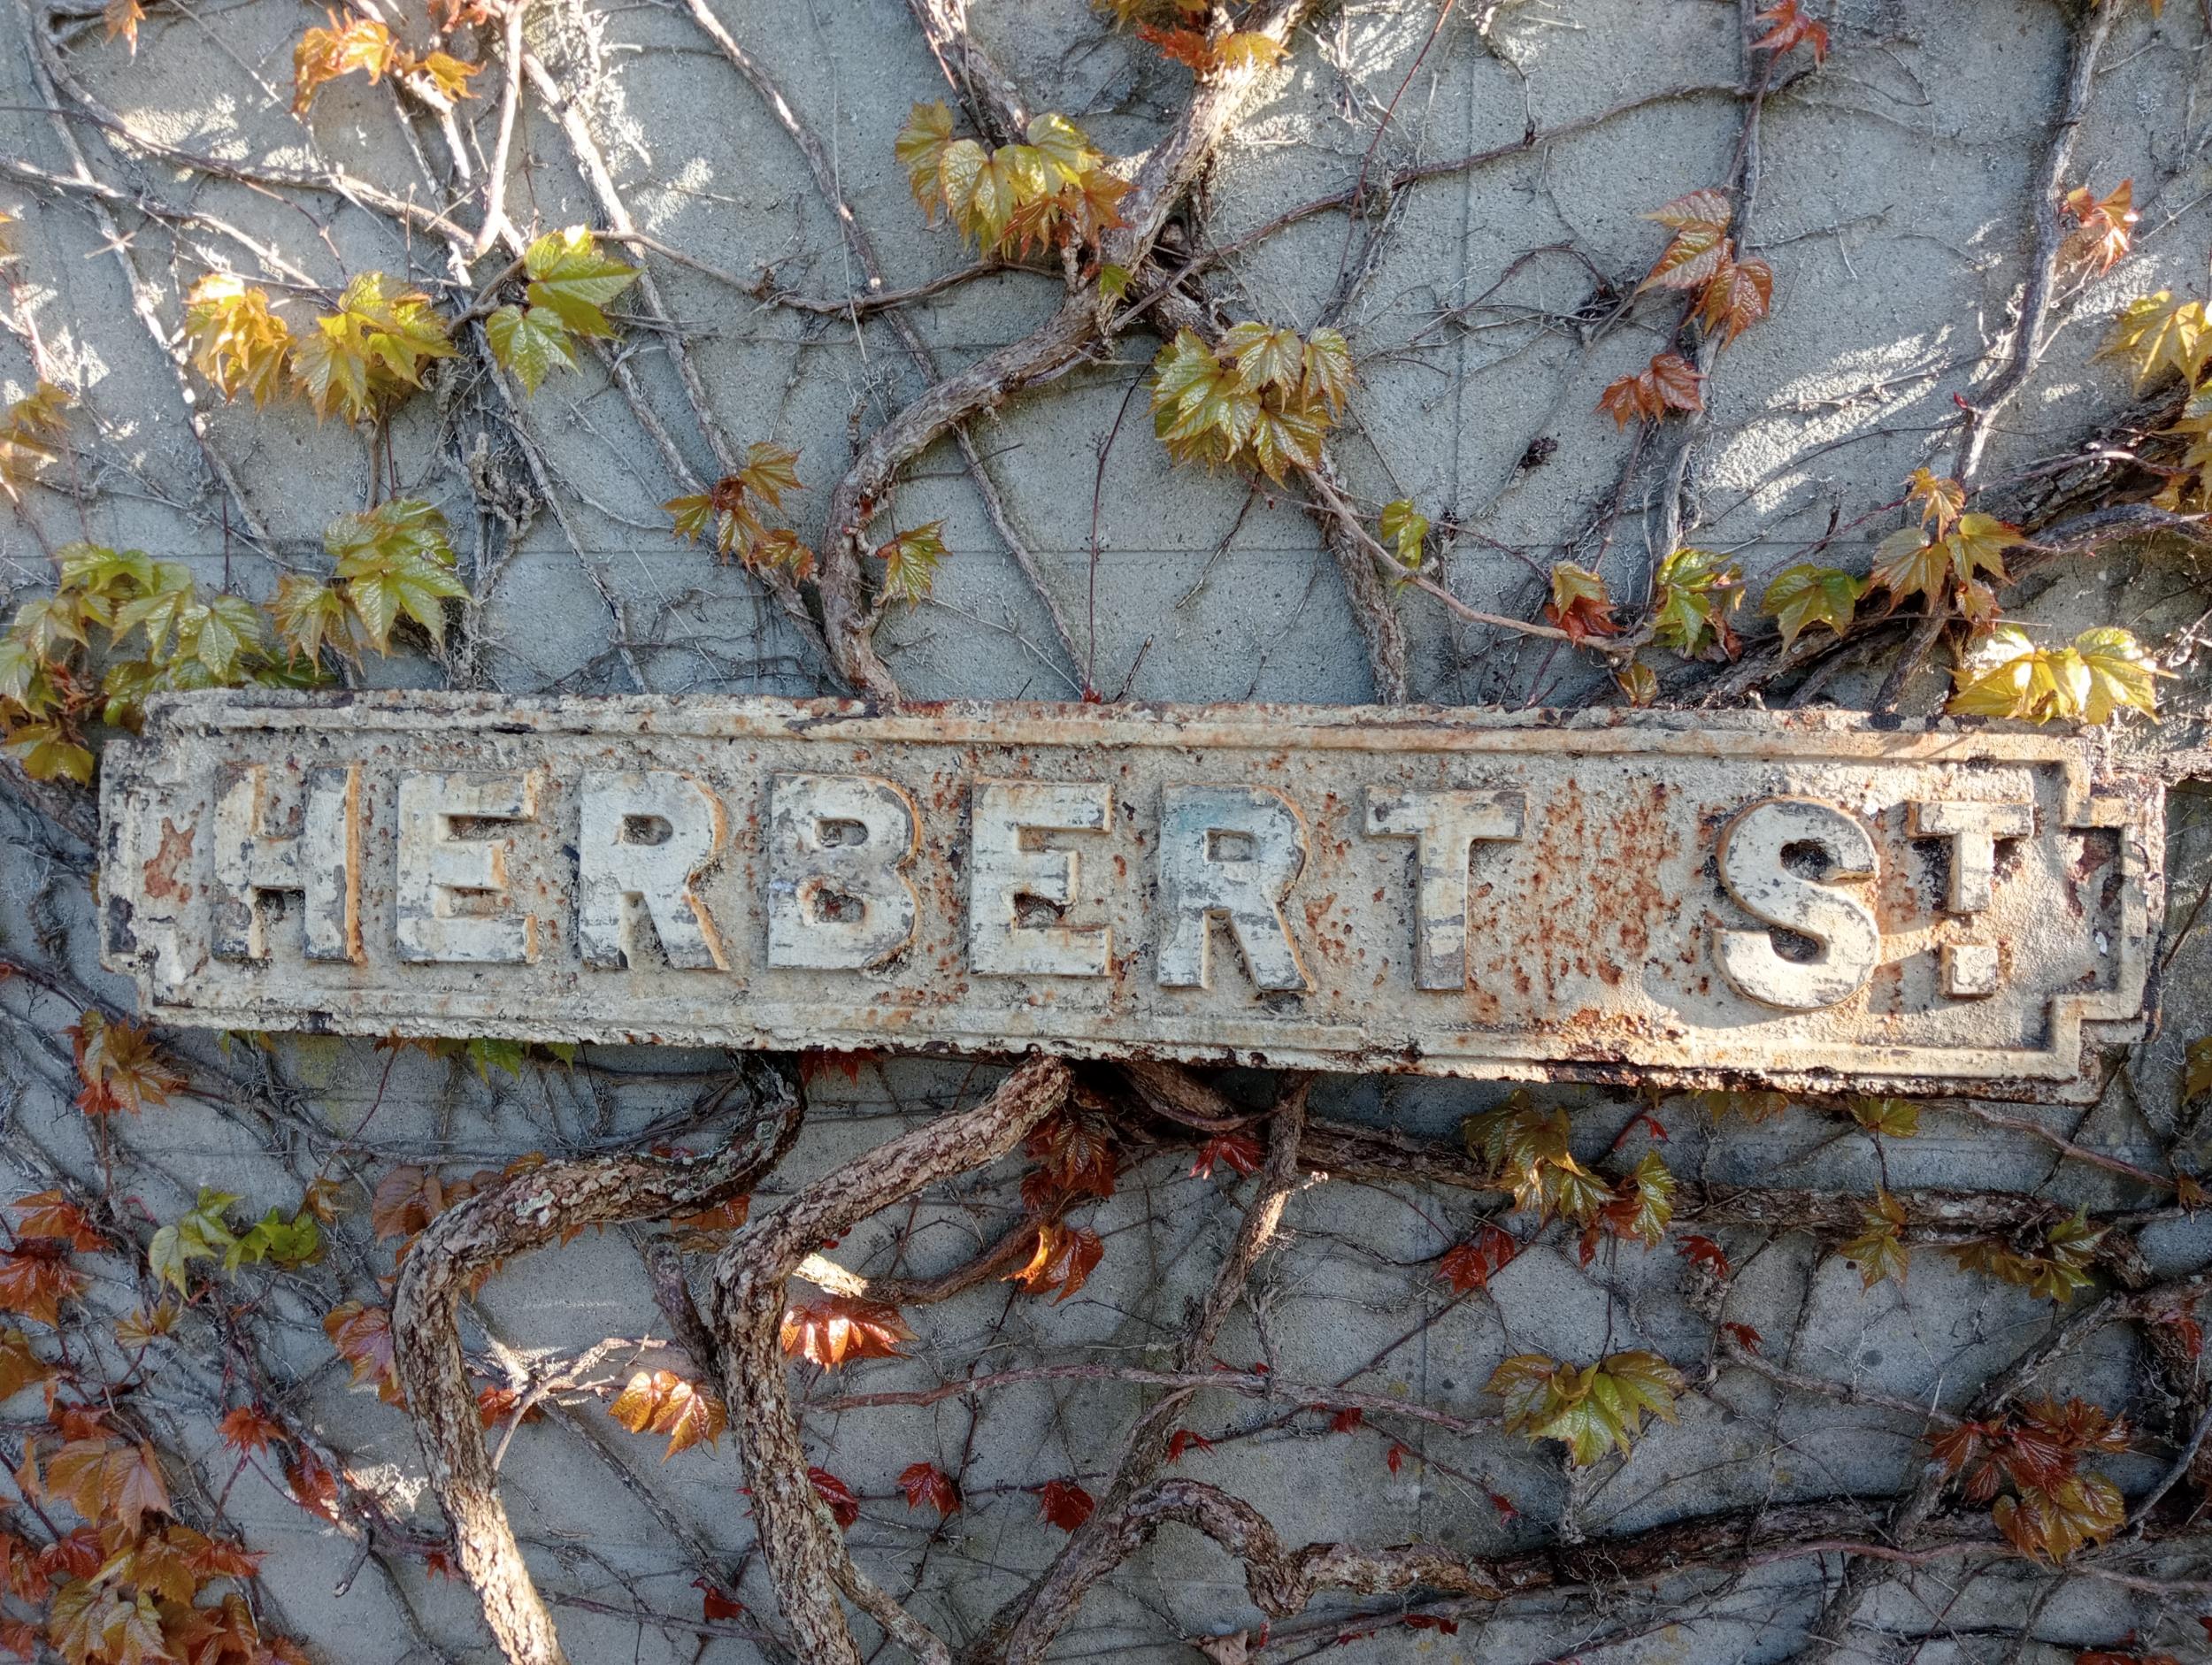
[5,0,2212,1661]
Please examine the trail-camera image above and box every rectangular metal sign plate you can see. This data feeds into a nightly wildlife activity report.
[98,693,2162,1100]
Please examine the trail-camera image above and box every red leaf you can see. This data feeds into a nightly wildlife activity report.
[285,1450,341,1521]
[1166,1428,1214,1462]
[1190,1132,1263,1179]
[1437,1224,1517,1293]
[1329,1405,1364,1433]
[1038,1477,1094,1531]
[324,1301,403,1406]
[1487,1489,1520,1522]
[1597,352,1704,427]
[897,1460,961,1515]
[1719,1321,1763,1354]
[1753,0,1829,64]
[800,1050,873,1086]
[1678,1235,1732,1278]
[1385,1442,1409,1475]
[810,1465,861,1530]
[1402,1615,1460,1634]
[695,1577,744,1621]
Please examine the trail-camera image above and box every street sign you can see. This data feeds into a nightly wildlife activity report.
[99,692,2163,1100]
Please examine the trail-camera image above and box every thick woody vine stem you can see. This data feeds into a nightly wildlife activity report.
[707,1057,1072,1665]
[390,1059,803,1665]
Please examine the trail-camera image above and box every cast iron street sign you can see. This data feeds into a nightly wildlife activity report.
[99,692,2162,1100]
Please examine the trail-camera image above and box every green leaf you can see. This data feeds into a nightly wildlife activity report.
[1300,327,1355,412]
[522,226,638,340]
[1224,321,1304,395]
[1379,499,1428,568]
[1025,112,1101,185]
[4,722,93,784]
[1762,564,1864,651]
[465,1036,526,1081]
[486,303,577,395]
[895,101,957,215]
[1652,546,1742,660]
[876,521,946,605]
[1839,1191,1909,1289]
[326,500,466,652]
[1848,1097,1919,1138]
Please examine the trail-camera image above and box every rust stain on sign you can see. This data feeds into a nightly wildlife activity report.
[97,692,2166,1100]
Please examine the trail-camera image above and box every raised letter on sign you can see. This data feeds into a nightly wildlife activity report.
[1907,800,2032,913]
[211,763,362,963]
[1363,788,1523,990]
[578,771,727,971]
[396,772,540,964]
[1716,796,1880,1010]
[1156,785,1310,992]
[969,781,1111,978]
[1907,800,2030,1000]
[765,773,919,971]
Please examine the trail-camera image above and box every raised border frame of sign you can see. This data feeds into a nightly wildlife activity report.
[98,692,2164,1103]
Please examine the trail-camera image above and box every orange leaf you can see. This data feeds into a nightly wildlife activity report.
[608,1369,726,1459]
[0,1245,86,1328]
[2061,179,2136,275]
[671,1194,751,1232]
[44,1438,170,1533]
[1696,256,1772,346]
[292,12,401,114]
[779,1296,916,1370]
[1753,0,1829,64]
[323,1301,403,1405]
[1006,1223,1104,1302]
[217,1405,285,1455]
[9,1192,104,1252]
[1136,24,1216,72]
[68,1011,182,1117]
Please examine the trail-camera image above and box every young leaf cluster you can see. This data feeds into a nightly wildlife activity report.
[485,228,641,395]
[1,549,295,784]
[1949,1208,2105,1303]
[1488,1349,1685,1466]
[1947,624,2162,725]
[147,1189,321,1299]
[292,9,482,114]
[188,272,457,426]
[1927,1397,2131,1561]
[1651,546,1743,661]
[897,104,1129,260]
[1149,322,1354,480]
[665,443,815,579]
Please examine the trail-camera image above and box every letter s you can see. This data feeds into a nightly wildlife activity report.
[1715,796,1880,1010]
